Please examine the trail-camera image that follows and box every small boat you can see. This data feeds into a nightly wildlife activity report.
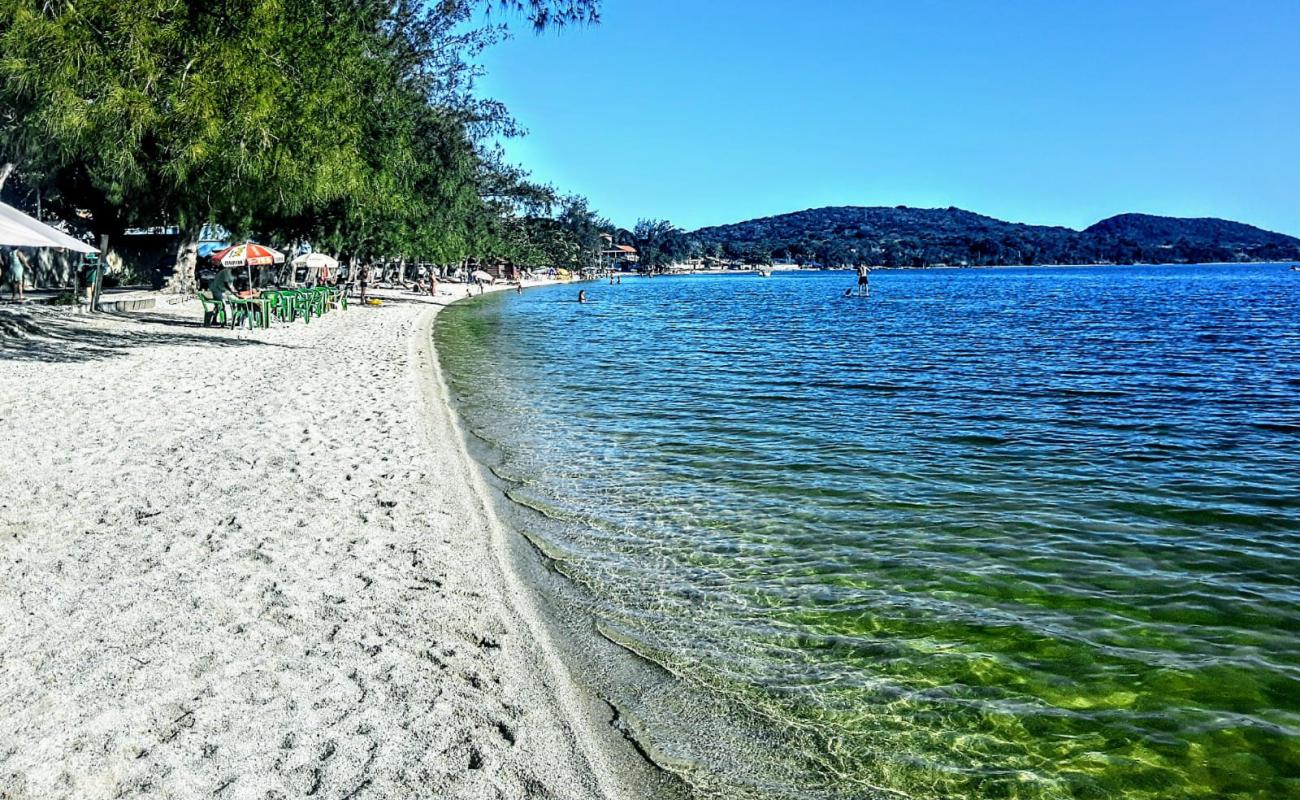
[755,267,772,277]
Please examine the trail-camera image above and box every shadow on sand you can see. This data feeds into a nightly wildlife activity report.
[0,308,293,364]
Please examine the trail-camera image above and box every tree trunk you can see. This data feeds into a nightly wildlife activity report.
[0,163,13,191]
[165,222,203,294]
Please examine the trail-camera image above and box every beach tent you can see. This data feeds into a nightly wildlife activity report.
[288,252,338,285]
[471,269,494,283]
[291,252,338,270]
[0,201,98,253]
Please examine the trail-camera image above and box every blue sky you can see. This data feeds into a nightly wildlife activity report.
[474,0,1300,235]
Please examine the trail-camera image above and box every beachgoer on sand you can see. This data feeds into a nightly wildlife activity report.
[81,260,98,303]
[358,265,370,304]
[4,247,29,302]
[209,266,238,301]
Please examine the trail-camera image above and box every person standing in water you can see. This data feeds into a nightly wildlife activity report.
[855,263,870,297]
[578,289,588,304]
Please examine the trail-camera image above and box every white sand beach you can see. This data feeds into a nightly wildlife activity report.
[0,284,638,799]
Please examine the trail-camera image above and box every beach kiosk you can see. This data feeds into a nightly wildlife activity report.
[0,200,100,304]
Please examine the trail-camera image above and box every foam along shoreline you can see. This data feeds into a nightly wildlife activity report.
[0,279,650,799]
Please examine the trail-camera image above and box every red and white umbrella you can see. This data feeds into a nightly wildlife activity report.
[212,242,285,268]
[212,242,285,288]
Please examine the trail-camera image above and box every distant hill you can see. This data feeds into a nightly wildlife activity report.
[689,206,1300,268]
[1082,213,1299,248]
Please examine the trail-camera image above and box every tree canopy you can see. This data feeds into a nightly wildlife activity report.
[0,0,608,286]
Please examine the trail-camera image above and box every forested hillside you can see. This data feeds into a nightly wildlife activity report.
[690,206,1300,267]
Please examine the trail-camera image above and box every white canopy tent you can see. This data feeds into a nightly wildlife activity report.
[0,201,98,253]
[291,252,339,271]
[282,252,338,285]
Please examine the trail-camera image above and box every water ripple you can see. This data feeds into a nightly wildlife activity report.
[437,265,1300,800]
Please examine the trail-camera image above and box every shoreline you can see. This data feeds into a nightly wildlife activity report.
[0,280,657,799]
[415,289,688,800]
[430,291,811,800]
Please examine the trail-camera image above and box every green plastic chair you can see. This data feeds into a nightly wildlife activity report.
[196,293,228,327]
[252,297,272,328]
[260,291,288,323]
[312,286,330,316]
[290,289,314,323]
[227,298,253,329]
[277,289,298,322]
[278,289,306,323]
[228,297,270,329]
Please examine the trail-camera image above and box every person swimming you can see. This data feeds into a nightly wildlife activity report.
[843,288,853,297]
[578,289,588,303]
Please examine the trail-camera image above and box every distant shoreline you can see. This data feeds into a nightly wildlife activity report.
[621,259,1299,277]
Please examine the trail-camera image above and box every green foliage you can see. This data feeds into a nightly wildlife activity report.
[0,0,604,273]
[633,218,694,272]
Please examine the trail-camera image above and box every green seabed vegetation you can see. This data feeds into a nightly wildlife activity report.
[666,541,1299,798]
[752,606,1297,798]
[480,465,1299,798]
[595,583,1297,799]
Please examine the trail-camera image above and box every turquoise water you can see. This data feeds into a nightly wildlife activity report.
[435,265,1300,799]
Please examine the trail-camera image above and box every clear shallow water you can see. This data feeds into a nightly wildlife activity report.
[435,265,1300,799]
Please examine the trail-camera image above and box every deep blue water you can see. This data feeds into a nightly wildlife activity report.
[436,265,1300,799]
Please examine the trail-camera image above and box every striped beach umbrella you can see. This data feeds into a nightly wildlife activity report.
[212,242,285,287]
[212,242,285,268]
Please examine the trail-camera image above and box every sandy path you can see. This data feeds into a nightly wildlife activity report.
[0,287,626,800]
